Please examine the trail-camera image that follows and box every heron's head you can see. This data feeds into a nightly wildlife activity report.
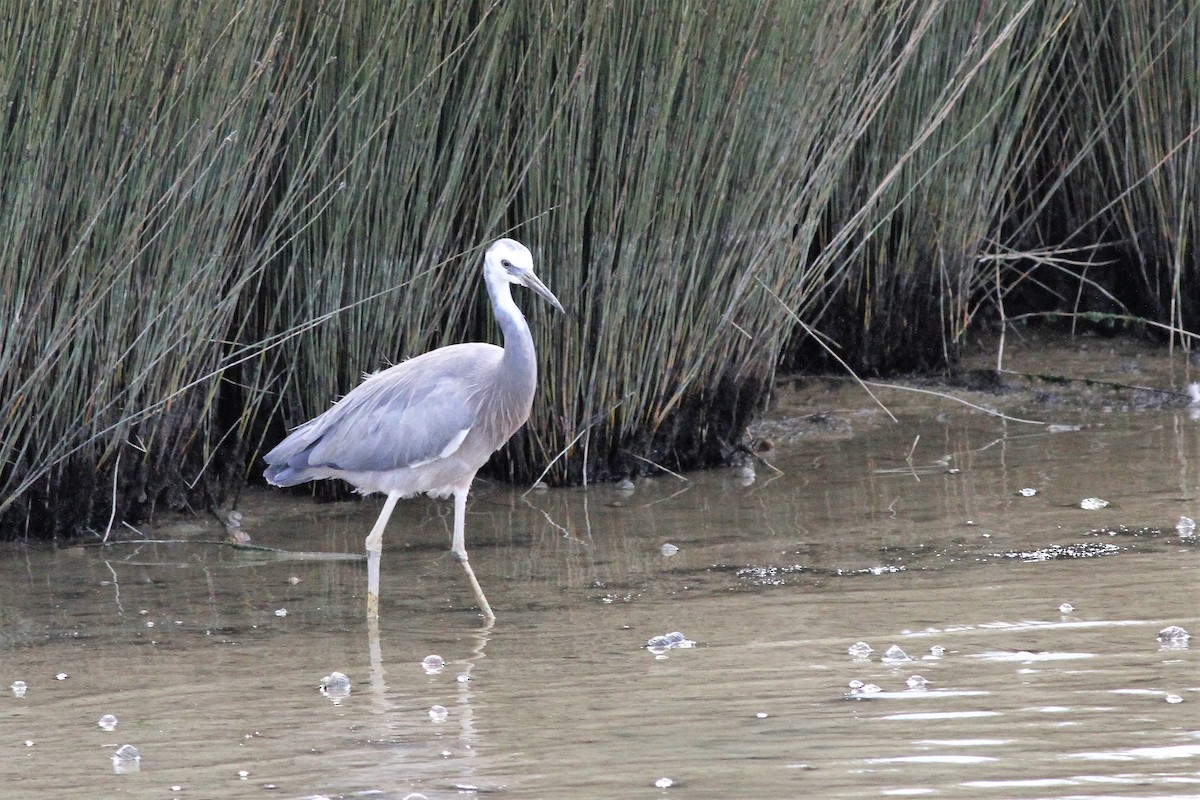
[485,238,565,313]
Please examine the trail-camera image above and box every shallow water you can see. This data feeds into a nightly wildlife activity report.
[3,394,1200,798]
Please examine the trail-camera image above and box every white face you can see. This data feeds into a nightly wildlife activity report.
[487,238,535,285]
[484,238,564,313]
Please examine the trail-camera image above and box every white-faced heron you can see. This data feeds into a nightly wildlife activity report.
[263,238,563,620]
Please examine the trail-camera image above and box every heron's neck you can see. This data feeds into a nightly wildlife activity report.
[488,280,538,387]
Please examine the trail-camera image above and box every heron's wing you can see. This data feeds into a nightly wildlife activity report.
[269,345,500,475]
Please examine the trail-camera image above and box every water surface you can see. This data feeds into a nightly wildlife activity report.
[2,371,1200,799]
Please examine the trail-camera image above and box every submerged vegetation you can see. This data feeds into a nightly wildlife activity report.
[1,1,1199,536]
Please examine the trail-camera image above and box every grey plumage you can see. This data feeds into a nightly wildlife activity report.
[264,238,563,620]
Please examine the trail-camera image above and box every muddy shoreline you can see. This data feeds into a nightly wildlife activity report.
[753,330,1198,450]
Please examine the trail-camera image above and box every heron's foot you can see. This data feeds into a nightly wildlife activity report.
[449,548,494,620]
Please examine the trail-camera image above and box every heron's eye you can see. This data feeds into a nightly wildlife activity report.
[501,259,513,270]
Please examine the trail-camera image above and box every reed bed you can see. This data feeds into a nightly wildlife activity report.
[1048,3,1200,340]
[1,0,1198,537]
[0,1,301,534]
[515,0,1078,478]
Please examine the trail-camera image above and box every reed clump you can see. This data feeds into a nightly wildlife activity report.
[1,0,1197,537]
[1011,3,1200,343]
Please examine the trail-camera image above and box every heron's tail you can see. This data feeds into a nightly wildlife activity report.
[262,416,327,487]
[263,463,310,487]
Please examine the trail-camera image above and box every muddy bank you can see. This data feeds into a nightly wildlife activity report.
[752,330,1198,450]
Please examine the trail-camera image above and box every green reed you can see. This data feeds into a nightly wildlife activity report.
[1,0,1197,537]
[1075,2,1200,342]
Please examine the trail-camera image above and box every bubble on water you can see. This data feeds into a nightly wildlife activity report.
[238,770,250,779]
[145,621,155,628]
[1058,603,1075,613]
[616,478,635,491]
[112,744,141,773]
[847,641,873,658]
[170,786,182,792]
[288,576,302,585]
[319,671,351,701]
[98,714,119,731]
[428,704,449,723]
[1165,693,1184,704]
[847,682,882,698]
[10,680,27,697]
[660,543,679,557]
[645,631,695,655]
[456,674,470,683]
[403,794,429,800]
[755,712,769,718]
[274,608,287,618]
[881,645,912,663]
[654,777,674,788]
[906,675,929,689]
[928,645,946,658]
[55,672,68,681]
[1079,497,1109,510]
[422,654,446,674]
[23,740,33,747]
[1018,487,1037,497]
[1157,625,1190,645]
[1177,516,1197,536]
[113,744,140,761]
[646,636,671,654]
[736,464,756,486]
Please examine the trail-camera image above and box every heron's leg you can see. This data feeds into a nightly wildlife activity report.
[364,493,400,618]
[451,487,496,621]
